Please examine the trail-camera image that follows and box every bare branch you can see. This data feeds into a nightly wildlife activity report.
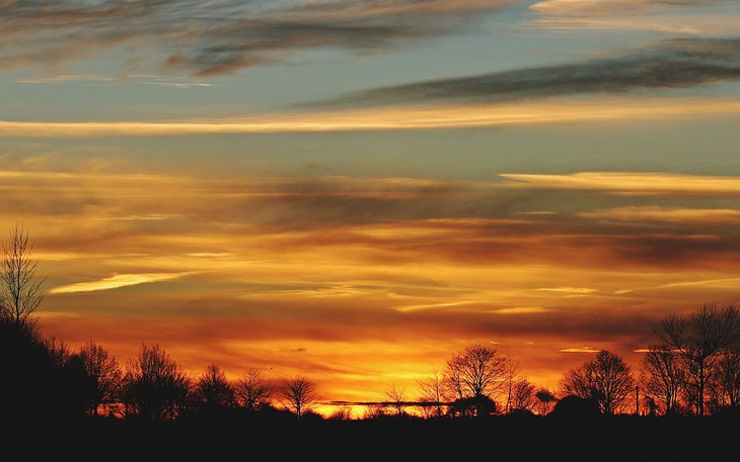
[1,225,45,326]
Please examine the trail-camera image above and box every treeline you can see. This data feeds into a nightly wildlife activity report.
[3,303,740,426]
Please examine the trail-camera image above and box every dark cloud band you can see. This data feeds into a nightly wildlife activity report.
[317,38,740,107]
[0,0,515,76]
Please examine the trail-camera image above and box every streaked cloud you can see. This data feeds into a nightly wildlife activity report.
[394,300,481,313]
[560,347,600,353]
[501,172,740,195]
[615,277,740,294]
[580,206,740,223]
[531,0,664,16]
[528,14,740,35]
[0,0,516,76]
[2,97,740,137]
[530,0,728,17]
[321,38,740,107]
[495,306,551,314]
[536,287,597,294]
[15,73,213,88]
[50,272,195,294]
[528,0,740,34]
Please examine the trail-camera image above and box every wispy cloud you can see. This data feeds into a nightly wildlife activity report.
[319,38,740,107]
[536,287,597,294]
[15,74,117,84]
[530,0,730,17]
[580,206,740,223]
[2,97,739,137]
[528,0,740,34]
[395,300,480,313]
[16,73,213,88]
[560,347,600,353]
[0,0,515,76]
[495,306,551,314]
[501,172,740,195]
[527,14,740,35]
[50,272,194,294]
[615,277,740,294]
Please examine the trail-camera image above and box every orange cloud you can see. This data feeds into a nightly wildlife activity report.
[2,98,740,137]
[501,172,740,195]
[50,272,195,294]
[528,0,740,34]
[495,306,551,314]
[559,347,600,353]
[0,167,736,402]
[580,206,740,223]
[536,287,598,294]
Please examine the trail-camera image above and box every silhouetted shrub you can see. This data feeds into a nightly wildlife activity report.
[549,395,600,422]
[449,395,497,417]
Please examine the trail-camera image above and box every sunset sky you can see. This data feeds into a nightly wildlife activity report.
[2,0,740,408]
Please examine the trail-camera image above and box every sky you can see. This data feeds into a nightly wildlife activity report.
[1,0,740,408]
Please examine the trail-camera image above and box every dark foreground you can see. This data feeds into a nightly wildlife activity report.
[3,412,739,462]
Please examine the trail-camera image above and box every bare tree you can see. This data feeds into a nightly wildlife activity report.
[640,344,685,415]
[444,343,507,400]
[194,363,235,410]
[657,304,740,415]
[1,225,45,326]
[418,369,446,417]
[562,350,635,415]
[444,356,465,401]
[281,376,317,418]
[79,340,122,416]
[535,388,557,415]
[503,355,520,414]
[120,344,191,420]
[714,349,740,409]
[235,368,271,412]
[510,378,537,412]
[385,385,406,415]
[45,336,72,368]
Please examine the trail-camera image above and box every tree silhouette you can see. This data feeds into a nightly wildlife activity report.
[281,376,317,418]
[418,369,446,417]
[194,363,235,411]
[121,344,190,420]
[562,350,635,415]
[78,340,122,416]
[510,378,537,412]
[714,348,740,409]
[445,343,507,400]
[640,344,685,415]
[502,355,520,414]
[0,225,44,326]
[385,384,406,415]
[45,337,72,368]
[657,304,740,415]
[235,368,271,412]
